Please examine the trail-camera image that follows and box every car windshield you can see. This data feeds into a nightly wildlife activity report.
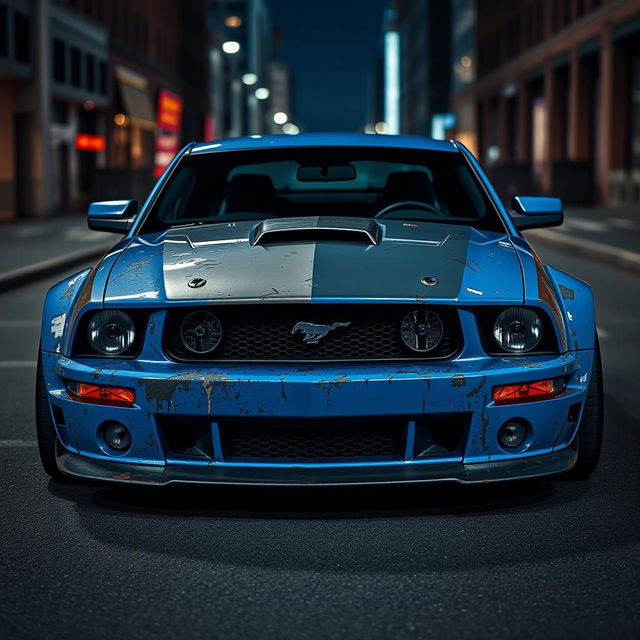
[141,146,503,233]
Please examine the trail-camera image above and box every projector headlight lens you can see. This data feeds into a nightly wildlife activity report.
[88,310,136,355]
[492,308,543,353]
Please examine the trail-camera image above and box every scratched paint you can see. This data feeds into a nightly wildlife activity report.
[559,284,575,300]
[50,313,65,340]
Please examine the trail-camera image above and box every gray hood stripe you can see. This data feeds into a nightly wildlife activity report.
[104,218,523,305]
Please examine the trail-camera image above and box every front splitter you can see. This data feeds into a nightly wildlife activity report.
[56,445,577,487]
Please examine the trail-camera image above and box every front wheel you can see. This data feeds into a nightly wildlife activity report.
[35,353,62,479]
[569,336,604,478]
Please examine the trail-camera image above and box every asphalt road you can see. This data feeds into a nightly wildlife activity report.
[0,245,639,639]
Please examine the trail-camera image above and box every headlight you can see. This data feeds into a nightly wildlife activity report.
[400,309,444,352]
[492,308,543,353]
[88,310,136,355]
[180,311,222,354]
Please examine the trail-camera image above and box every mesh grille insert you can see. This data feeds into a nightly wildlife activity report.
[164,304,460,361]
[221,422,404,461]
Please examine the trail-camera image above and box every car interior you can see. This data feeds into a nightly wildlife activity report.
[146,148,503,232]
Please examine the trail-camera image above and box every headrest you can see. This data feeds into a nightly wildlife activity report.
[225,174,276,213]
[381,171,435,205]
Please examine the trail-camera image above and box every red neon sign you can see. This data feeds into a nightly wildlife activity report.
[75,133,106,152]
[157,89,183,133]
[154,88,184,178]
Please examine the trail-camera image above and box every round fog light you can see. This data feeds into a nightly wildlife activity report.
[498,420,528,449]
[103,422,131,451]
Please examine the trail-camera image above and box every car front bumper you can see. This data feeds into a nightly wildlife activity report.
[42,348,593,486]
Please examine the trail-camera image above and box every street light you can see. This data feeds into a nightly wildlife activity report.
[222,41,240,54]
[222,41,242,137]
[242,73,258,85]
[273,111,288,125]
[225,15,242,28]
[255,87,270,100]
[282,123,299,135]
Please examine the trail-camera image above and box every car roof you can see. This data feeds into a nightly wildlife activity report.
[189,133,459,155]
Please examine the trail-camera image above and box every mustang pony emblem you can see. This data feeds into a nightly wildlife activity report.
[291,321,351,344]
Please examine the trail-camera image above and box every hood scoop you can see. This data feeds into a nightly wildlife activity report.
[250,216,382,246]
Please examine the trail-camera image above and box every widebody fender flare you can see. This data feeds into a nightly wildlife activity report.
[546,266,596,352]
[41,269,93,354]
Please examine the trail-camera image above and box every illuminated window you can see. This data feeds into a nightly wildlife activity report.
[384,31,400,135]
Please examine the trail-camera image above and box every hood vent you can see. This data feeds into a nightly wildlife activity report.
[250,217,382,246]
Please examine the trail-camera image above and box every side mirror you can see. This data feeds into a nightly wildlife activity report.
[510,196,563,231]
[87,200,138,234]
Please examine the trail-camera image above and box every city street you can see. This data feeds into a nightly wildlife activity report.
[1,0,639,637]
[0,242,638,639]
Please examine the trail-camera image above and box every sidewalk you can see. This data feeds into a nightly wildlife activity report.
[524,206,640,273]
[0,214,115,292]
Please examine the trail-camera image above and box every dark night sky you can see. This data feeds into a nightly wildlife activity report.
[269,0,389,132]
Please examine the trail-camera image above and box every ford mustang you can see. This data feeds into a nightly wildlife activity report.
[36,133,603,486]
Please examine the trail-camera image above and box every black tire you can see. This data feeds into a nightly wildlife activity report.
[569,335,604,478]
[35,353,63,479]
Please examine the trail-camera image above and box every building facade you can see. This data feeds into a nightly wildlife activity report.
[395,0,452,138]
[207,0,295,139]
[0,0,210,220]
[366,1,451,138]
[451,0,640,205]
[450,0,477,152]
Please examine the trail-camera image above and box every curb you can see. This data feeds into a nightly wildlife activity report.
[0,242,113,294]
[525,229,640,274]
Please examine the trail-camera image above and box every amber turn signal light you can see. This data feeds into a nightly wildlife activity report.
[492,377,565,405]
[67,381,136,407]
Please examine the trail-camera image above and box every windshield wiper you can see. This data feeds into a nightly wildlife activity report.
[169,220,210,229]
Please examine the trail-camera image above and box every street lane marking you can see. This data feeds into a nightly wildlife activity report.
[0,320,40,327]
[597,326,610,339]
[610,218,636,230]
[0,361,37,367]
[64,227,111,242]
[565,219,608,232]
[0,440,37,447]
[13,227,47,238]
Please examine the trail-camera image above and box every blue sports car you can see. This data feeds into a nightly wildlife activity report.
[37,133,603,486]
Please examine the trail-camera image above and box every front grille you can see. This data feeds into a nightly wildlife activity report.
[220,420,404,461]
[164,304,461,361]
